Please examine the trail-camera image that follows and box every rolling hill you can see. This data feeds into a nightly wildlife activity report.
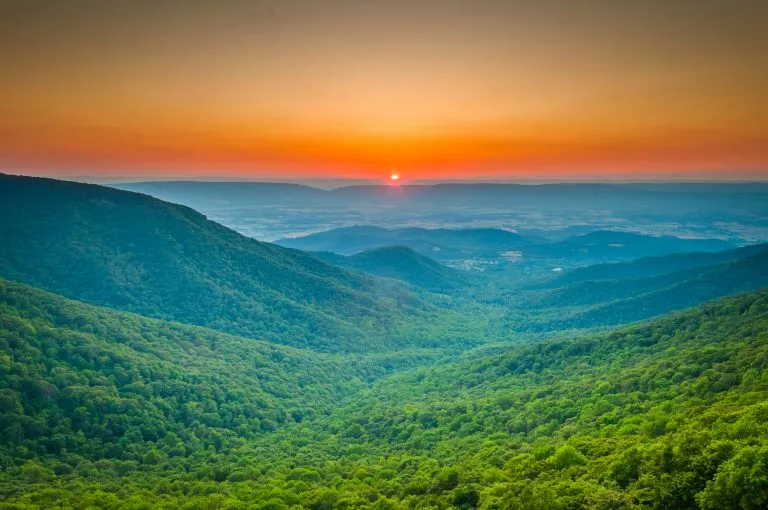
[538,242,768,287]
[4,174,768,508]
[522,230,734,264]
[0,278,371,453]
[506,248,768,331]
[228,289,767,509]
[314,246,468,293]
[120,181,768,225]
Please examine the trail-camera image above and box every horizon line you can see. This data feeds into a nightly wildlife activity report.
[4,171,767,189]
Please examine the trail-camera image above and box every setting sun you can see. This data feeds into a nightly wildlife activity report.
[390,173,400,182]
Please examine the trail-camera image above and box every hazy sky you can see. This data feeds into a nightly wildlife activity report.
[1,0,767,180]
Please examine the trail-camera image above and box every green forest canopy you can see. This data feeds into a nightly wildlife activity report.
[1,279,766,509]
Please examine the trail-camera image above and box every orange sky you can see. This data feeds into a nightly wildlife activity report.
[1,0,767,180]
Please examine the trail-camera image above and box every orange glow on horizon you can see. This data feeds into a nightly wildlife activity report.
[2,119,766,181]
[1,1,766,180]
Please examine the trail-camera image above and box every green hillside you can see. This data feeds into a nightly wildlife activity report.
[539,243,768,288]
[504,250,768,332]
[0,174,482,353]
[0,278,399,457]
[315,246,467,293]
[2,286,766,508]
[197,290,768,509]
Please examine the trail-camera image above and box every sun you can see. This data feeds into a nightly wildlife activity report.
[390,173,400,182]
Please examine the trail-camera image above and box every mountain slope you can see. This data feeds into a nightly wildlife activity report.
[509,250,768,331]
[0,279,373,459]
[538,242,768,287]
[0,174,439,352]
[219,289,768,508]
[534,245,768,308]
[314,246,468,292]
[566,251,768,328]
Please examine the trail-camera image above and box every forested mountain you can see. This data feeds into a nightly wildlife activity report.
[0,279,372,455]
[523,230,734,263]
[2,285,766,508]
[222,289,767,509]
[505,249,768,331]
[534,248,768,308]
[314,246,467,293]
[277,226,529,260]
[538,242,768,288]
[0,174,484,353]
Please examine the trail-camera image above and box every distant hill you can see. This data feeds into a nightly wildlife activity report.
[113,180,329,209]
[277,226,529,260]
[326,182,768,211]
[314,246,467,293]
[508,249,768,331]
[115,181,768,210]
[279,226,735,268]
[523,230,734,264]
[539,242,768,287]
[0,174,443,353]
[566,251,768,327]
[116,181,768,247]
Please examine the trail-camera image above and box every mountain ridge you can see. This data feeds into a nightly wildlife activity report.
[0,174,457,353]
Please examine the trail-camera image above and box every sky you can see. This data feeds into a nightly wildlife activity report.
[1,0,767,181]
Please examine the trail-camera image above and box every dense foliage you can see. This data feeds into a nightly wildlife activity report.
[0,278,432,458]
[1,286,766,508]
